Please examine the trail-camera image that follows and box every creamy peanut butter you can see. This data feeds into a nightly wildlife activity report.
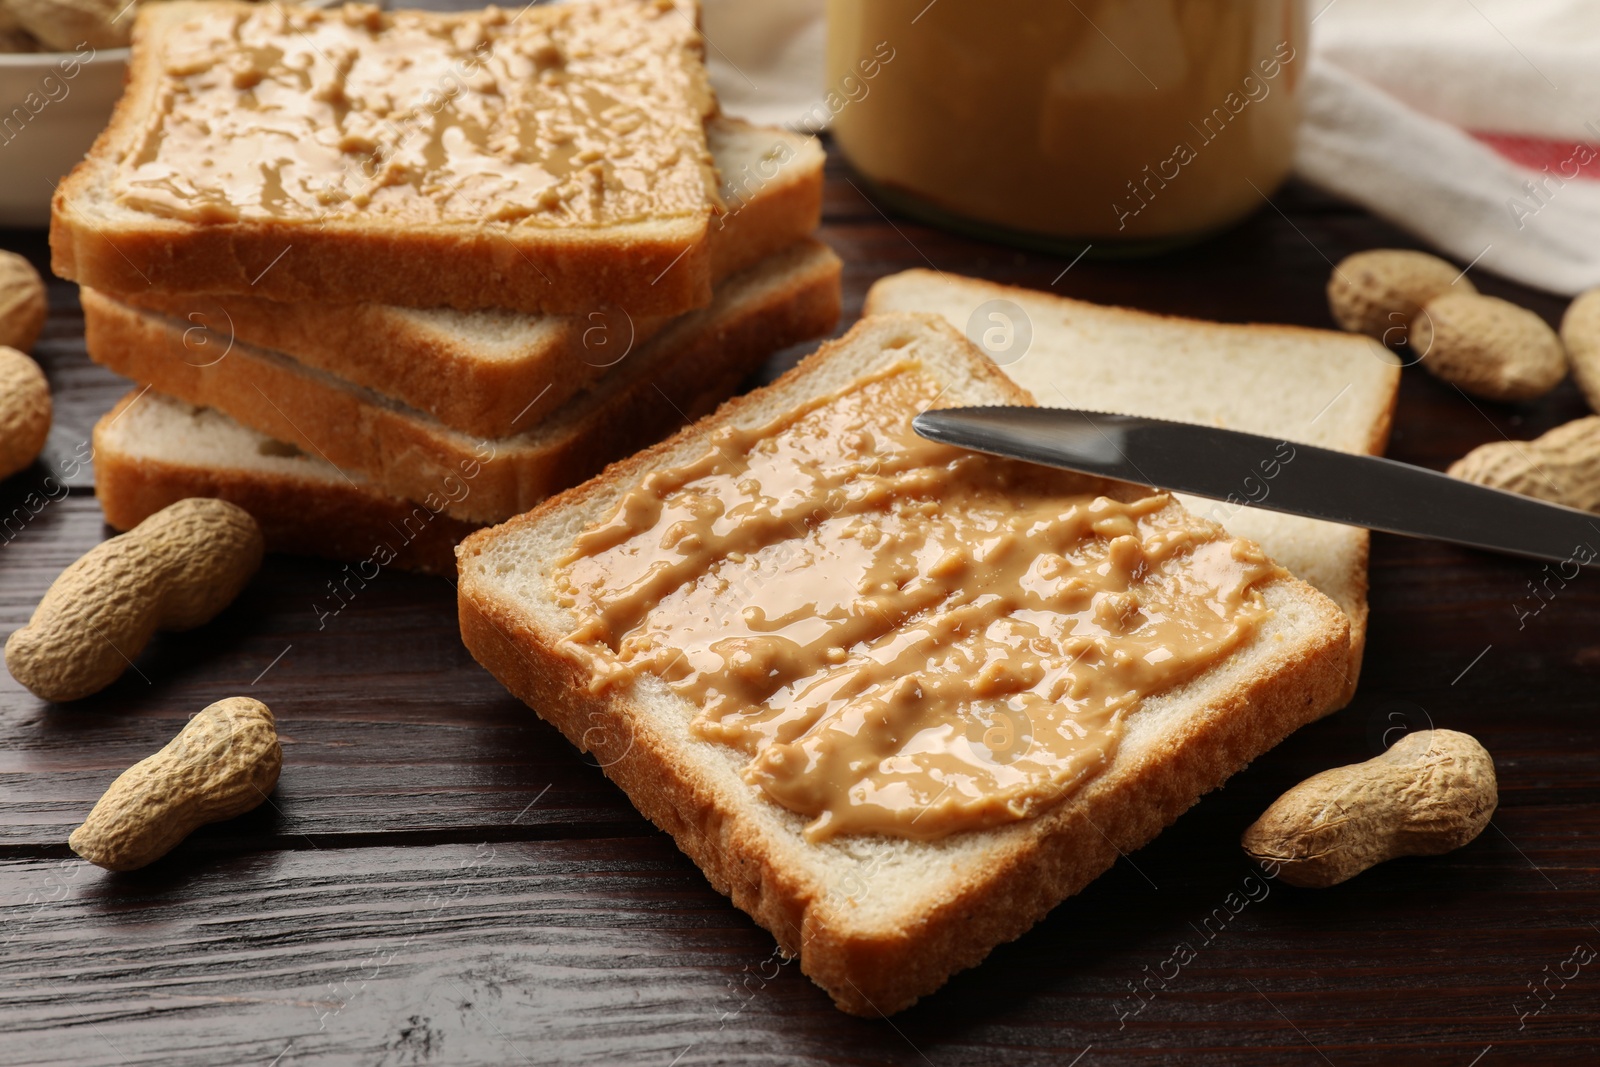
[113,0,719,226]
[554,364,1282,841]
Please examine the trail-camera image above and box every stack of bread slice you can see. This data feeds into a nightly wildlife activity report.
[52,0,841,571]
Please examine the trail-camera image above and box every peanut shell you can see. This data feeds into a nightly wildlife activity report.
[0,250,46,353]
[69,697,282,870]
[1328,249,1473,341]
[1242,730,1497,888]
[1448,415,1600,512]
[1560,288,1600,416]
[5,498,264,701]
[1413,291,1566,402]
[0,345,50,480]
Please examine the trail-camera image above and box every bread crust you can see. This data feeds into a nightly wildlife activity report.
[456,313,1352,1015]
[104,120,826,439]
[93,393,476,575]
[50,0,719,318]
[52,206,715,317]
[81,241,843,522]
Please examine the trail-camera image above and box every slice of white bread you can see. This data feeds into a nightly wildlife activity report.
[51,0,722,317]
[455,312,1352,1015]
[108,118,825,439]
[82,240,843,523]
[93,391,478,575]
[864,271,1401,699]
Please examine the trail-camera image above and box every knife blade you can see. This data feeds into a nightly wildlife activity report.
[912,406,1600,567]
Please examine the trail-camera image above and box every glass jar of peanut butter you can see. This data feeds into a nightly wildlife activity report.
[826,0,1306,252]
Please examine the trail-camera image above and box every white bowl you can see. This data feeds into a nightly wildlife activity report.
[0,46,128,227]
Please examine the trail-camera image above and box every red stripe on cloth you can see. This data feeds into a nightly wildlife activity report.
[1472,131,1600,180]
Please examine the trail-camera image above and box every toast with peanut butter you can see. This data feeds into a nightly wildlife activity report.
[81,240,843,523]
[865,271,1402,698]
[455,312,1352,1014]
[51,0,724,317]
[101,118,824,439]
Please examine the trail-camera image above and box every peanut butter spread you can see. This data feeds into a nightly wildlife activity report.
[112,0,718,226]
[554,364,1282,841]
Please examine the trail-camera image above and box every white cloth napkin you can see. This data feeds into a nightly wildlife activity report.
[701,0,827,129]
[1300,0,1600,295]
[701,0,1600,295]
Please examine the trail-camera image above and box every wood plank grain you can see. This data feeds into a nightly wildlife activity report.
[2,817,1596,1066]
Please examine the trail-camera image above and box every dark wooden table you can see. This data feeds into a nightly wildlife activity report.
[5,155,1600,1065]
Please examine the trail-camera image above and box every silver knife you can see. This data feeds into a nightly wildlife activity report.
[912,406,1600,567]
